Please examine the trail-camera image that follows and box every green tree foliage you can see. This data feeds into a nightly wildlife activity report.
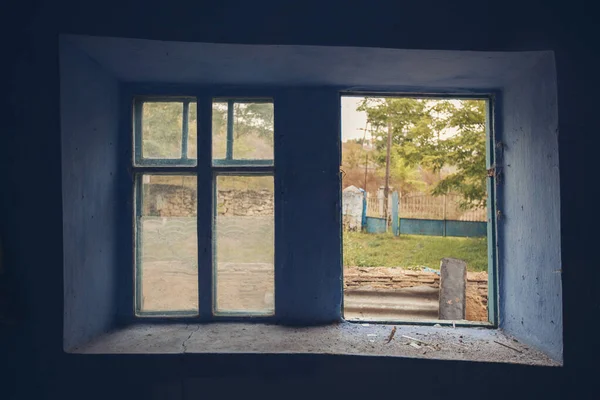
[144,101,273,160]
[342,140,365,169]
[212,102,274,159]
[142,102,183,158]
[341,138,425,194]
[358,98,487,208]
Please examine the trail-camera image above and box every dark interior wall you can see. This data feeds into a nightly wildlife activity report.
[3,0,598,399]
[499,54,562,361]
[275,89,341,323]
[59,40,119,349]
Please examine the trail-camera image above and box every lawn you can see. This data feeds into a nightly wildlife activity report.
[343,232,488,272]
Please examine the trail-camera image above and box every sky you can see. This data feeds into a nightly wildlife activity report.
[341,97,465,143]
[341,97,368,142]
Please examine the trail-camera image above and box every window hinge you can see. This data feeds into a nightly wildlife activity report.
[488,165,503,184]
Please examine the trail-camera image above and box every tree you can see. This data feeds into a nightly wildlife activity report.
[358,98,487,208]
[143,101,274,160]
[142,102,184,158]
[212,102,274,159]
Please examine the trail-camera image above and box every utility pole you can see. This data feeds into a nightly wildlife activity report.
[383,121,392,224]
[364,152,369,193]
[362,121,369,193]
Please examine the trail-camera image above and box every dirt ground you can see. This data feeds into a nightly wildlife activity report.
[140,261,274,313]
[345,266,489,322]
[141,262,487,322]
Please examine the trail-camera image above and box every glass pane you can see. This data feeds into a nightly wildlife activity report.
[233,102,274,161]
[212,101,274,165]
[212,102,228,159]
[187,102,197,159]
[137,175,198,314]
[214,175,274,314]
[142,102,183,159]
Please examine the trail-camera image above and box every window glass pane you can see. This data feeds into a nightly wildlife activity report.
[212,102,228,159]
[214,175,274,314]
[232,102,274,161]
[137,174,198,314]
[187,102,197,159]
[212,100,274,165]
[142,102,183,159]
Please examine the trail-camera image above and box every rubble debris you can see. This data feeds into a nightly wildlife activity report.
[401,335,431,346]
[386,326,397,343]
[493,340,523,353]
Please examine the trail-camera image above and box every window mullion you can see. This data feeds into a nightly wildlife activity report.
[226,100,234,160]
[197,96,214,320]
[182,100,190,160]
[134,174,143,314]
[133,99,143,164]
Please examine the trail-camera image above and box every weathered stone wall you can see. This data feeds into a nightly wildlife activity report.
[344,267,488,306]
[218,189,274,216]
[144,184,197,217]
[144,184,273,217]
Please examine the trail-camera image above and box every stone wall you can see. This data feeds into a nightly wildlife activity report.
[144,184,197,217]
[144,184,273,217]
[218,189,274,216]
[344,267,488,306]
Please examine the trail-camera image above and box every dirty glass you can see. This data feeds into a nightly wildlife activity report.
[212,102,228,160]
[212,101,274,165]
[142,102,183,159]
[137,174,198,314]
[214,175,274,314]
[187,102,197,159]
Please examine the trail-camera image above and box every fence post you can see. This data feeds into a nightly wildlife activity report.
[377,187,385,218]
[443,194,447,237]
[361,191,367,231]
[392,191,399,236]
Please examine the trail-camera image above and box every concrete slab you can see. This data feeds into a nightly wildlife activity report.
[69,323,560,366]
[439,258,467,320]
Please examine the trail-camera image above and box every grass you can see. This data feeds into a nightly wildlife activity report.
[343,232,488,272]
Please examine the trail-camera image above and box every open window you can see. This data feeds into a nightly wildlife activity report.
[341,95,497,325]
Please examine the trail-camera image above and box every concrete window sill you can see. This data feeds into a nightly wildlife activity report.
[68,322,560,366]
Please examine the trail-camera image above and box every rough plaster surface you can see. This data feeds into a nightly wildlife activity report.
[60,40,119,350]
[57,34,563,361]
[65,35,546,88]
[274,89,342,323]
[499,53,563,361]
[71,323,559,366]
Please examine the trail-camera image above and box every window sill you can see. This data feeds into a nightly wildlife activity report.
[68,322,560,366]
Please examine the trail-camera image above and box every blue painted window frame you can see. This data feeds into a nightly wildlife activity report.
[339,92,499,327]
[130,90,277,322]
[212,98,274,167]
[126,87,497,327]
[133,96,197,166]
[210,98,276,316]
[211,169,275,317]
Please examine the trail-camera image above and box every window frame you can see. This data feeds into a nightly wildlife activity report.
[125,87,498,327]
[129,88,278,323]
[339,91,499,327]
[212,98,275,167]
[133,96,198,166]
